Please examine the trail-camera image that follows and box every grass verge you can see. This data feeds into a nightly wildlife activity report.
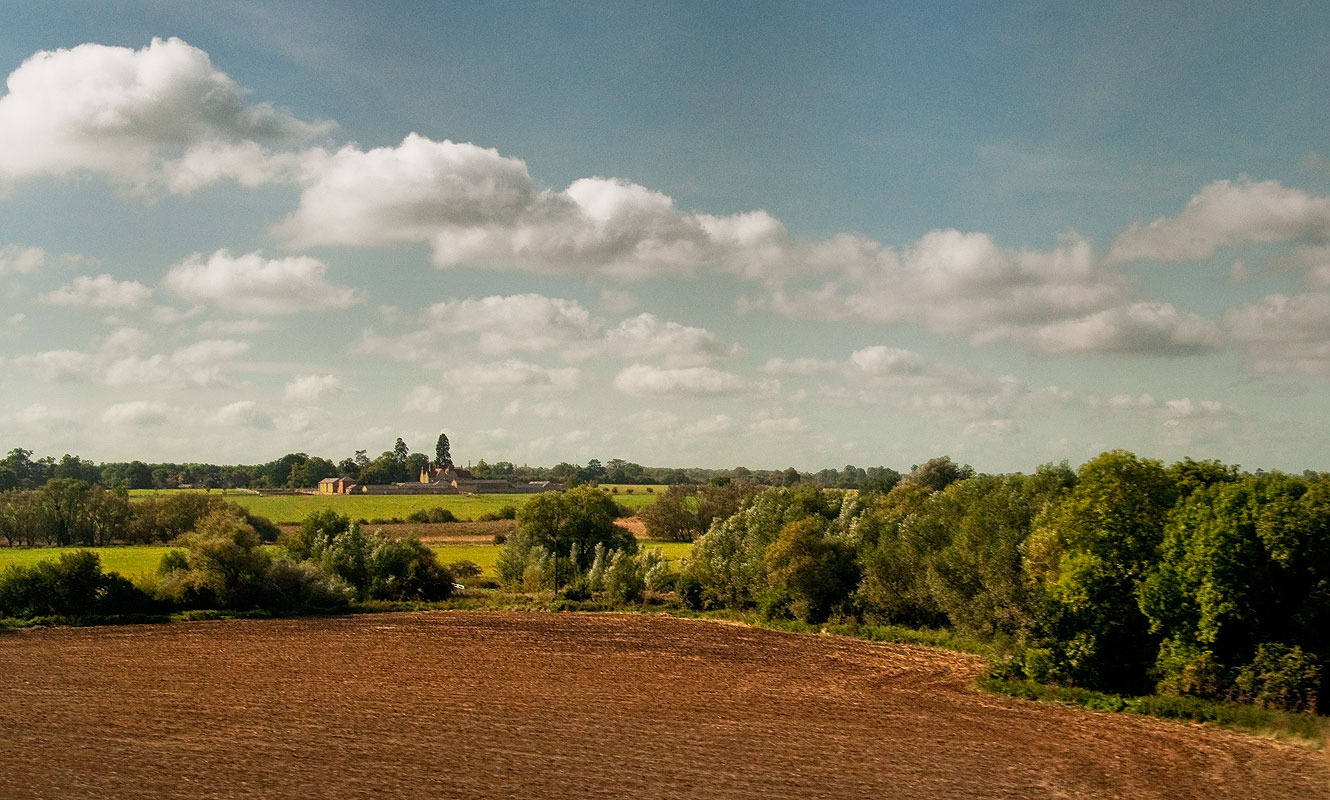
[979,675,1327,748]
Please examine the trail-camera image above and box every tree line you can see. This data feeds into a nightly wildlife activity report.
[0,480,279,547]
[0,445,901,492]
[502,453,1329,714]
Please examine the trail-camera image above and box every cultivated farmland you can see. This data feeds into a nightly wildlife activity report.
[0,612,1324,800]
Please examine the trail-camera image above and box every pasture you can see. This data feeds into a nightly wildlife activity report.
[0,545,174,582]
[128,488,656,524]
[0,539,693,582]
[1,612,1323,800]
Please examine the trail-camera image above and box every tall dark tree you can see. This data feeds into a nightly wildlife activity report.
[125,460,154,491]
[393,438,409,464]
[435,433,452,467]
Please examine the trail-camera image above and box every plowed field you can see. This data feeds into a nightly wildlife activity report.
[1,612,1326,799]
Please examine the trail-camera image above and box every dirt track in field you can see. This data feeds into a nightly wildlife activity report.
[0,612,1326,799]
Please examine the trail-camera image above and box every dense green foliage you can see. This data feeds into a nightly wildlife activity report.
[0,550,154,619]
[280,509,457,602]
[0,480,278,547]
[638,480,764,542]
[0,505,459,621]
[680,453,1330,713]
[498,487,636,589]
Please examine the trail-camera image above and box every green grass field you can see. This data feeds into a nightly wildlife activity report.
[599,484,668,495]
[0,546,177,582]
[0,540,692,582]
[127,489,657,524]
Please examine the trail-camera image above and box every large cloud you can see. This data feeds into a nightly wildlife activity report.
[1109,179,1330,263]
[275,133,793,280]
[749,230,1132,346]
[163,250,361,314]
[0,37,330,194]
[604,313,731,367]
[977,302,1221,355]
[12,337,252,390]
[362,293,731,368]
[612,364,759,397]
[1223,292,1330,376]
[445,359,581,390]
[423,293,599,356]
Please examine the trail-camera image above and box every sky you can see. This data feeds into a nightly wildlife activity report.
[2,1,1330,474]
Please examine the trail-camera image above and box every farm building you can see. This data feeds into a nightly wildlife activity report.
[313,465,561,495]
[317,477,356,494]
[419,464,560,494]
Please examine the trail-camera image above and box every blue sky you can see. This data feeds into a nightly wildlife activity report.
[2,1,1330,473]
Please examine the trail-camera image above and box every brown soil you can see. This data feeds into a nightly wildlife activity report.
[0,612,1325,799]
[615,516,647,537]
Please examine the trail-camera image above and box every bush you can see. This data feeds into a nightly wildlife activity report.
[500,488,633,590]
[586,543,608,592]
[408,507,457,524]
[560,575,592,601]
[283,508,351,561]
[478,504,518,523]
[446,560,482,581]
[1233,644,1321,713]
[0,551,154,619]
[366,536,455,601]
[157,549,189,576]
[266,560,352,612]
[170,509,274,609]
[603,549,644,604]
[675,574,705,610]
[642,549,677,593]
[755,588,793,621]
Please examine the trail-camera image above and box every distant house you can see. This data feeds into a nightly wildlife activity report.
[317,477,356,494]
[417,464,561,494]
[419,465,473,486]
[316,462,565,496]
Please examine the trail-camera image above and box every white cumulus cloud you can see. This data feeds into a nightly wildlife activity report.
[979,302,1221,355]
[0,244,45,275]
[605,313,731,367]
[446,359,580,390]
[164,250,361,315]
[42,273,151,308]
[612,363,756,397]
[1109,179,1330,263]
[1223,292,1330,376]
[172,338,251,364]
[423,293,599,357]
[283,373,345,403]
[752,230,1129,346]
[12,349,97,382]
[403,385,444,413]
[209,400,271,428]
[0,37,331,194]
[102,400,171,427]
[275,133,794,280]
